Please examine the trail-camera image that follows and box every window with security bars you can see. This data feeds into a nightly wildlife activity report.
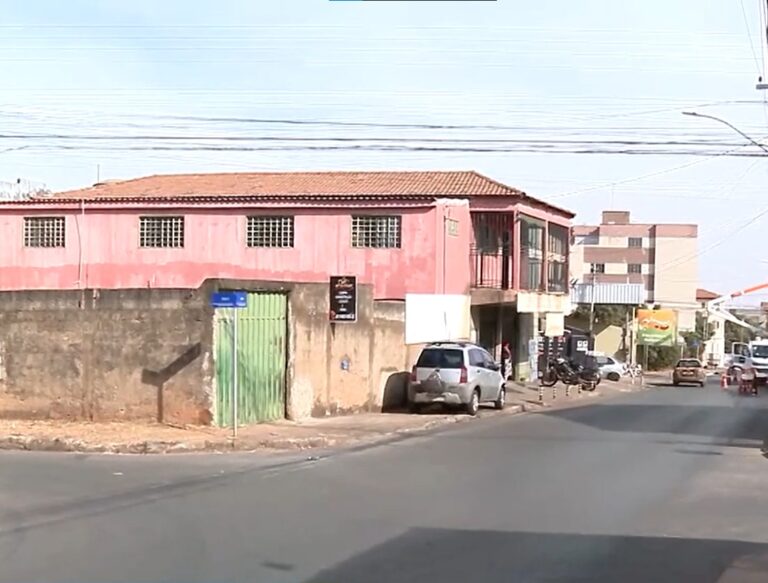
[246,216,294,248]
[24,216,65,248]
[139,216,184,248]
[351,215,401,249]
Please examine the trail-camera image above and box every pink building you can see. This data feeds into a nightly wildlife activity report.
[0,170,574,379]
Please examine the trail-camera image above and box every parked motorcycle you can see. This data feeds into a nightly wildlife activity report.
[540,357,600,391]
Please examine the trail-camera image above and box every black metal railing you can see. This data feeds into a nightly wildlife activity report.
[471,249,513,289]
[471,213,514,290]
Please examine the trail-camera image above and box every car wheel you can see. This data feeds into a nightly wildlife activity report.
[494,386,506,410]
[607,372,621,382]
[466,389,480,416]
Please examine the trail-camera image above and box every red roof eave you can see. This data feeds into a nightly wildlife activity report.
[0,194,445,210]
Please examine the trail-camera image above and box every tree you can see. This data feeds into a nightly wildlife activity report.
[570,304,631,330]
[681,313,715,359]
[645,345,680,371]
[723,318,758,351]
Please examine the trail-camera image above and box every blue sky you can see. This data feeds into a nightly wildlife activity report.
[1,0,767,297]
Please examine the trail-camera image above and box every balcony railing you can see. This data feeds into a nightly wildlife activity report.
[471,249,513,289]
[471,213,513,290]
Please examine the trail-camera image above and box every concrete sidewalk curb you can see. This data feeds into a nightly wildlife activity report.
[0,404,527,455]
[0,374,655,456]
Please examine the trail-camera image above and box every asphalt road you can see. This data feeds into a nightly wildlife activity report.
[3,377,768,582]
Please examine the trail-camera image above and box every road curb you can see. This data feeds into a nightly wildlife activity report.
[0,404,527,455]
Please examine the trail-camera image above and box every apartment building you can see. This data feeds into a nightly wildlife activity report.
[571,210,698,331]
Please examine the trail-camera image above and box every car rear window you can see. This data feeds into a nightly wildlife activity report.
[417,349,465,369]
[677,359,701,368]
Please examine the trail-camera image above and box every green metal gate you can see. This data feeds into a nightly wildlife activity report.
[215,292,287,426]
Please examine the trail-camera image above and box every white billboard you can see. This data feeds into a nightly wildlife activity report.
[405,294,471,345]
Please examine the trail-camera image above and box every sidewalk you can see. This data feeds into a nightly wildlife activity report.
[0,376,649,455]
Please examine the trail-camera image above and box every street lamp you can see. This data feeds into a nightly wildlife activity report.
[682,111,768,154]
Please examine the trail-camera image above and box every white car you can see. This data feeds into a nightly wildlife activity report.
[593,355,627,382]
[407,342,506,416]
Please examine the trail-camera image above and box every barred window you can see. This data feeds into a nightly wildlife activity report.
[351,215,401,249]
[246,216,294,248]
[628,237,643,248]
[628,263,642,274]
[24,216,65,248]
[139,216,184,248]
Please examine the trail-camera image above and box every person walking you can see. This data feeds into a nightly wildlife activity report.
[502,340,513,381]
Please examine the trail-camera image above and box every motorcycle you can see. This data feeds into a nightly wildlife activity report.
[540,357,600,391]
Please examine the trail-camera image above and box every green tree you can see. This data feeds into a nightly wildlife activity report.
[571,304,631,329]
[644,345,681,371]
[681,313,715,359]
[723,318,758,351]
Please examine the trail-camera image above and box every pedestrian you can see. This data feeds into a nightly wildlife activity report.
[502,341,512,380]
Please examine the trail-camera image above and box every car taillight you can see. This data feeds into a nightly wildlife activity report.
[410,366,417,382]
[460,366,468,383]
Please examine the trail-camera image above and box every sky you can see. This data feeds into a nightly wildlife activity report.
[1,0,768,300]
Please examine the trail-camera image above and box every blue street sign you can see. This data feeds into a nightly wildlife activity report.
[210,291,248,309]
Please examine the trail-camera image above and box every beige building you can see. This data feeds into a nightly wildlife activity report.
[571,211,698,332]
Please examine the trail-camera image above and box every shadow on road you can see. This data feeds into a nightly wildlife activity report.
[304,528,768,583]
[540,401,768,450]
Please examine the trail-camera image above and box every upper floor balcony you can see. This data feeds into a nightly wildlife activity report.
[470,212,569,295]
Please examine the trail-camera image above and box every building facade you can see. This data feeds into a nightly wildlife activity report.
[0,171,574,422]
[571,210,698,331]
[697,288,726,367]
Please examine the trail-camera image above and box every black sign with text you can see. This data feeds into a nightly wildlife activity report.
[329,276,357,323]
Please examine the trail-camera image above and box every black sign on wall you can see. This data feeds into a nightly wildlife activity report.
[329,276,357,323]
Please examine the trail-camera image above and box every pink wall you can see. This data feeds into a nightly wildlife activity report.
[0,202,472,299]
[434,200,472,295]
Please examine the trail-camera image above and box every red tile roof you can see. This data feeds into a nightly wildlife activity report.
[696,288,720,301]
[43,170,574,217]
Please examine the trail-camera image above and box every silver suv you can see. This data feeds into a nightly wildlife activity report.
[407,342,506,415]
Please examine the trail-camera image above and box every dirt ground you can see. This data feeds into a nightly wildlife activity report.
[0,376,646,454]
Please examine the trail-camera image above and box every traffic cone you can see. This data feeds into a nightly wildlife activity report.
[720,372,728,389]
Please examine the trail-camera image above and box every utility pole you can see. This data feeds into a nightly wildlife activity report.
[757,0,768,90]
[588,265,597,335]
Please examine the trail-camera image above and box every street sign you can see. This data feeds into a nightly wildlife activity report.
[210,291,248,309]
[329,276,357,323]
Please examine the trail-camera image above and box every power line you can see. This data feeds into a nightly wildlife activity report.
[740,0,762,76]
[652,159,767,275]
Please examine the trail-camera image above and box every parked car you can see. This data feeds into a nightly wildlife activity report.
[672,358,706,387]
[407,342,506,415]
[593,355,627,382]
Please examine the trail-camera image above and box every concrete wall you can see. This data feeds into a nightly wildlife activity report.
[287,283,412,417]
[594,325,624,359]
[0,288,213,424]
[566,315,625,359]
[0,280,414,425]
[0,201,471,300]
